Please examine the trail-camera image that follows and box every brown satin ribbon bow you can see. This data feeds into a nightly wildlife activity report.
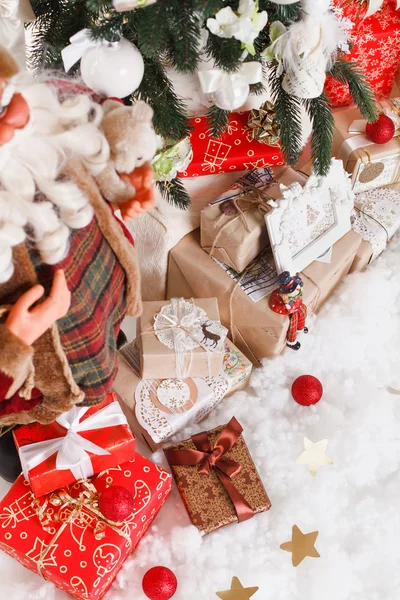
[164,417,254,522]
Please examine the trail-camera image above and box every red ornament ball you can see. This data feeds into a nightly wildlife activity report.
[98,486,134,522]
[365,114,395,144]
[291,375,323,406]
[142,566,178,600]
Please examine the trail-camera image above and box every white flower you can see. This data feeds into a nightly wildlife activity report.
[206,7,240,39]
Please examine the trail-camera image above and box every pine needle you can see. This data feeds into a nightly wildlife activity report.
[329,58,378,123]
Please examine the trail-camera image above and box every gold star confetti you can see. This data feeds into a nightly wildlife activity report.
[280,525,320,567]
[216,576,259,600]
[296,437,334,477]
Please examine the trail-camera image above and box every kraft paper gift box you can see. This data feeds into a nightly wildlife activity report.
[137,297,227,380]
[349,240,373,273]
[167,229,361,366]
[164,417,271,535]
[0,454,172,600]
[113,339,252,452]
[332,102,400,193]
[13,392,136,498]
[200,166,307,272]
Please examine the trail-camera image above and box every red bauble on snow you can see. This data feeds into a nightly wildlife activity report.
[291,375,323,406]
[365,114,395,144]
[98,485,134,522]
[142,566,178,600]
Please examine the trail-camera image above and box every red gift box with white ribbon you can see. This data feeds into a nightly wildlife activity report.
[178,111,285,178]
[0,455,172,600]
[13,392,136,498]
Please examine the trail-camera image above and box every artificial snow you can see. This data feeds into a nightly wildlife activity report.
[0,235,400,599]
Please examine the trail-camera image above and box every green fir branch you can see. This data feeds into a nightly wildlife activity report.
[205,34,243,72]
[269,64,303,166]
[329,58,378,123]
[206,105,230,138]
[302,93,335,177]
[263,1,301,23]
[156,179,192,210]
[133,56,191,140]
[164,0,202,73]
[134,0,169,57]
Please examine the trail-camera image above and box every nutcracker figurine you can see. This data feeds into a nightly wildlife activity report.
[0,46,155,481]
[269,272,309,351]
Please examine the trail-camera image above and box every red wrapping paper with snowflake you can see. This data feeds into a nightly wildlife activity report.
[0,454,172,600]
[178,111,285,178]
[13,393,136,498]
[325,0,400,107]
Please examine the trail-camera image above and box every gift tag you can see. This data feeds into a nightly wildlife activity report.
[157,379,192,412]
[358,162,385,184]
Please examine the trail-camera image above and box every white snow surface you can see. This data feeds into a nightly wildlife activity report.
[0,235,400,599]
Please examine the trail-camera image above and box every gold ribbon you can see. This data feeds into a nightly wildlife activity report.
[30,480,132,577]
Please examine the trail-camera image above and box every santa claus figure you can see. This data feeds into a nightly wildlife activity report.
[269,271,309,351]
[0,46,155,481]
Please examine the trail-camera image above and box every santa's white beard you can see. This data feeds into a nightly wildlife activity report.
[0,78,110,283]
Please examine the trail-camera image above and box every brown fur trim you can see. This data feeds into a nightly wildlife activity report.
[65,160,142,317]
[0,47,19,80]
[0,323,34,397]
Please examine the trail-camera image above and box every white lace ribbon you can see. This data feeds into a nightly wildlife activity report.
[19,401,128,482]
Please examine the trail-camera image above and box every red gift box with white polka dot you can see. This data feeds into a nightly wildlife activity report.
[325,0,400,107]
[178,111,285,178]
[0,454,172,600]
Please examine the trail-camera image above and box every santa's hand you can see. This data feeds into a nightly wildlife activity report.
[119,163,156,220]
[6,270,71,346]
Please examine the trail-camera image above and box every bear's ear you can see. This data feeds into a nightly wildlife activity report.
[102,99,124,116]
[131,100,154,123]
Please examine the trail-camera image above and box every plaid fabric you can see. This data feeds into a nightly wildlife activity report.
[287,304,307,343]
[30,216,127,406]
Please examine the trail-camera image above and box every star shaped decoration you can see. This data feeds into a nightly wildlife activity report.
[280,525,320,567]
[216,576,259,599]
[296,437,333,477]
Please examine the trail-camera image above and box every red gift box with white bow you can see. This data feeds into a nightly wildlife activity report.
[13,392,136,498]
[178,111,285,178]
[0,455,172,600]
[325,0,400,107]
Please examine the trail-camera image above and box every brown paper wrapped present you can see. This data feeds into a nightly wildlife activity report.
[349,240,373,274]
[138,298,227,379]
[164,417,271,535]
[200,167,306,272]
[332,102,400,193]
[167,229,361,366]
[114,339,252,452]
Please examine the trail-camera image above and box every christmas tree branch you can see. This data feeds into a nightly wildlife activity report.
[206,105,230,138]
[269,65,303,166]
[329,58,378,123]
[302,93,335,177]
[156,179,192,210]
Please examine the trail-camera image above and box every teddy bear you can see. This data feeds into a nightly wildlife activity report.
[96,99,158,216]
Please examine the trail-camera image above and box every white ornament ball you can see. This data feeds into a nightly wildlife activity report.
[212,75,249,111]
[81,37,144,98]
[269,0,299,4]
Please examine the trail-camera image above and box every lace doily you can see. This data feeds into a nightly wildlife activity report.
[135,375,230,443]
[351,187,400,260]
[153,298,227,353]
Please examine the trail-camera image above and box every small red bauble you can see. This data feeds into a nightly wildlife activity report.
[98,485,134,522]
[365,114,395,144]
[142,566,178,600]
[291,375,323,406]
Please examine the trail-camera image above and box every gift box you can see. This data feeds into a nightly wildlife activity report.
[0,454,172,600]
[178,111,285,178]
[349,182,400,265]
[138,298,227,379]
[167,229,361,366]
[164,417,271,535]
[332,102,400,192]
[325,0,400,107]
[114,338,252,452]
[349,239,373,272]
[13,392,136,498]
[200,166,302,272]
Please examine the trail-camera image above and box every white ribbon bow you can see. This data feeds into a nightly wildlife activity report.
[19,401,128,482]
[198,62,263,105]
[61,28,101,72]
[364,0,400,17]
